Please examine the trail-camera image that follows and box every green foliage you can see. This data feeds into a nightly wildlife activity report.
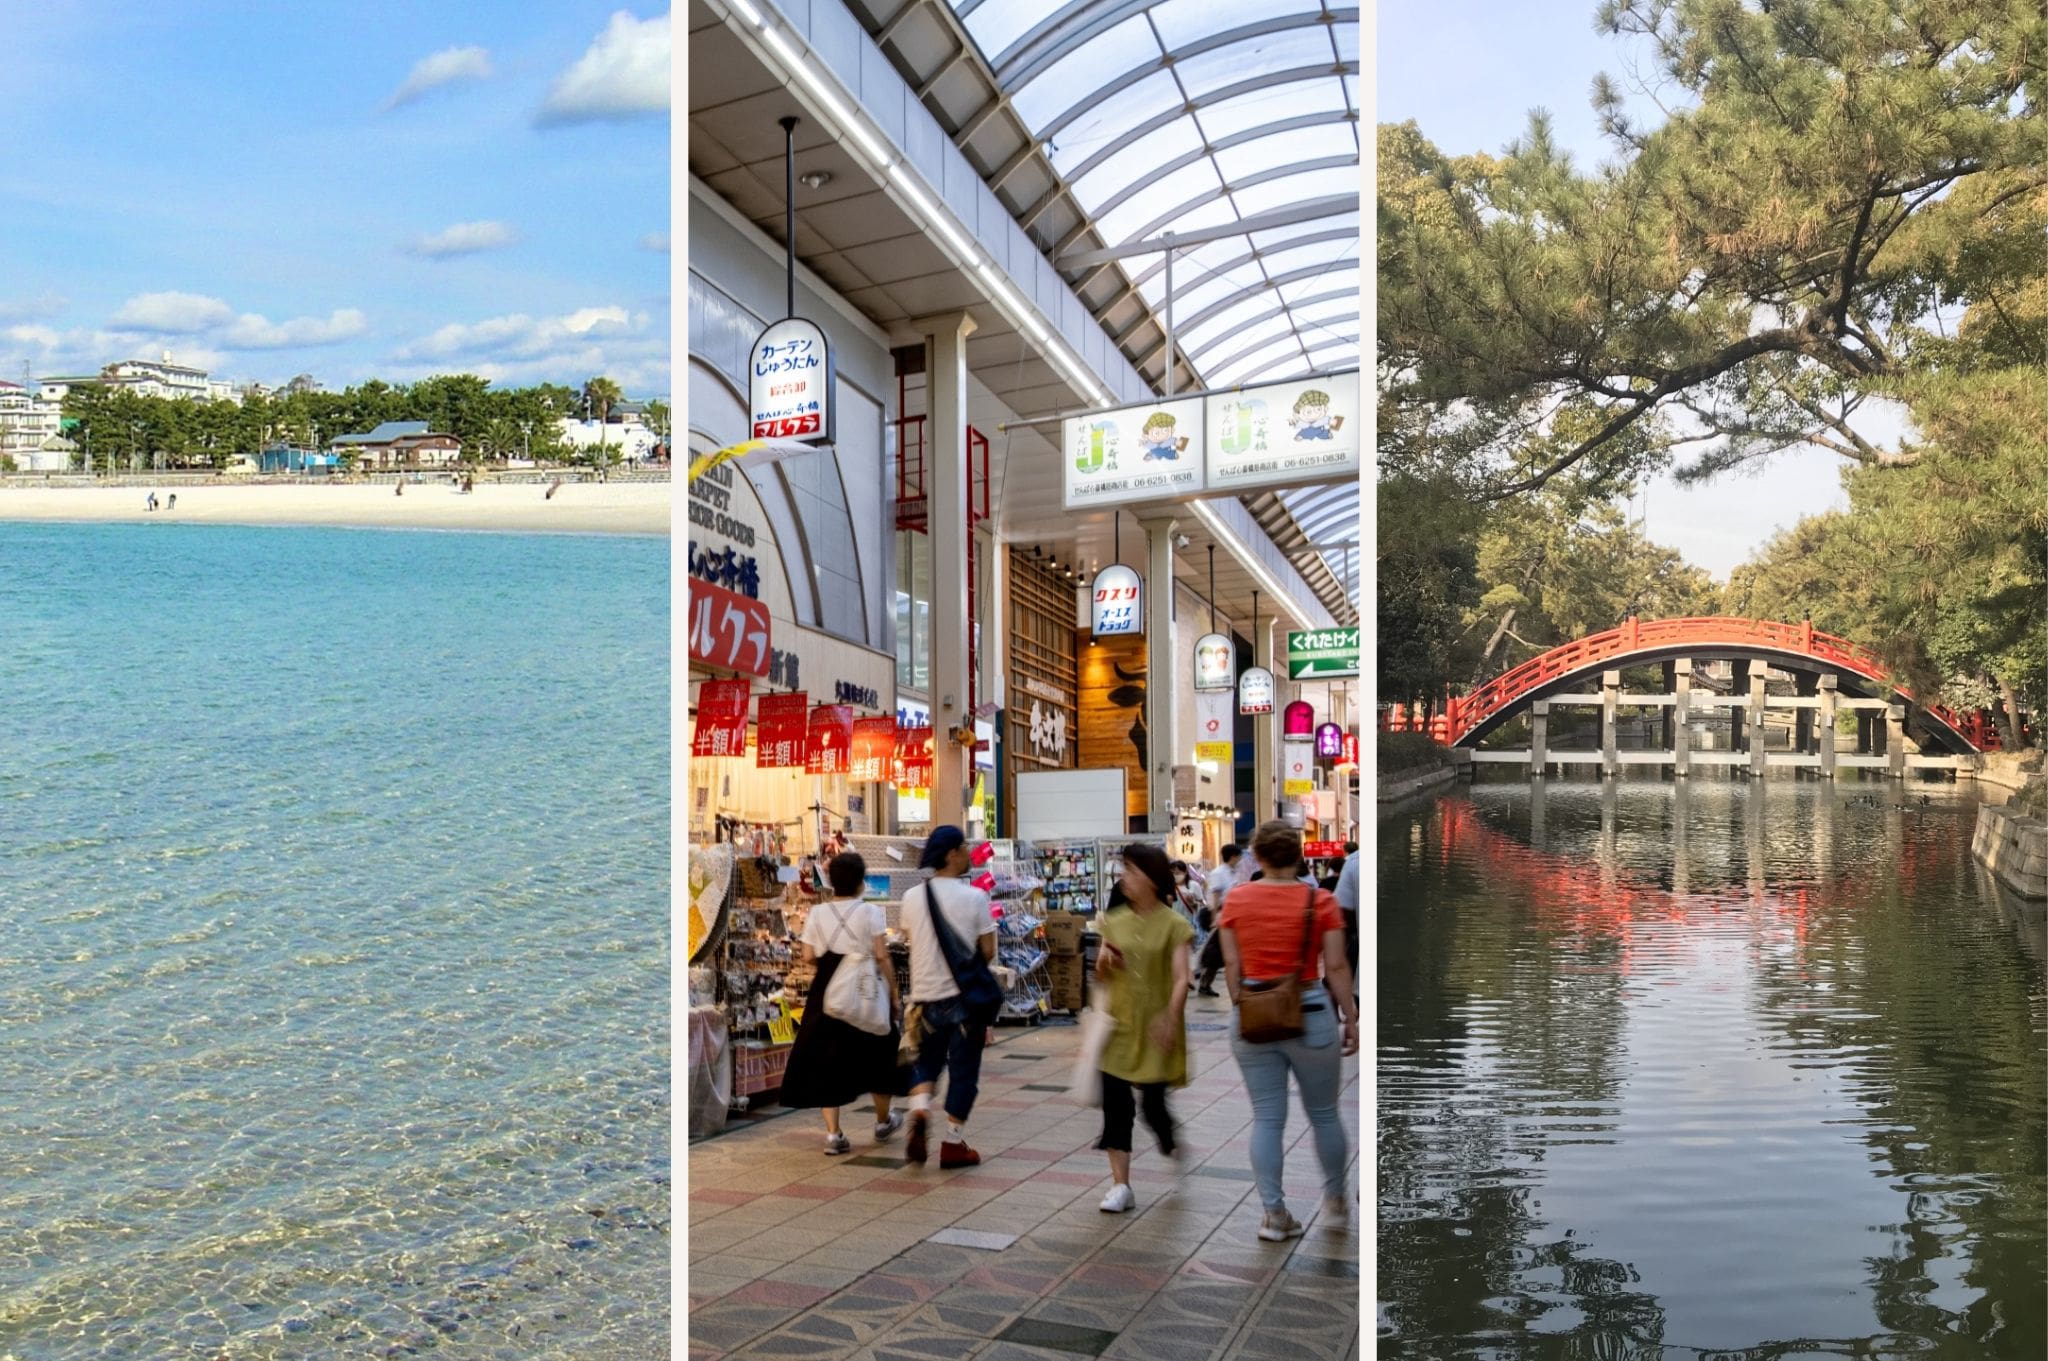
[1379,732,1452,775]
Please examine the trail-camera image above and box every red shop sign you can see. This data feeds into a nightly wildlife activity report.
[806,705,855,775]
[849,717,897,782]
[691,679,751,759]
[1303,840,1346,860]
[688,579,772,678]
[1339,732,1359,768]
[756,692,809,768]
[895,725,934,787]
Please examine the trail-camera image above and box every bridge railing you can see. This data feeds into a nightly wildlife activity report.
[1442,616,1977,747]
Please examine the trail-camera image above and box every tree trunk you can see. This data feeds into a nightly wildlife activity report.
[1995,677,2029,750]
[1473,607,1517,684]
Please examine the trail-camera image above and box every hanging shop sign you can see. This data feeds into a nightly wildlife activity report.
[849,717,897,782]
[1090,564,1143,637]
[805,704,854,775]
[1282,737,1315,797]
[1238,666,1275,715]
[1287,626,1360,680]
[1316,722,1345,759]
[1339,731,1359,769]
[1303,840,1346,860]
[895,725,935,787]
[756,692,810,768]
[1283,700,1315,738]
[1205,370,1360,495]
[1193,631,1234,691]
[748,317,833,444]
[688,577,772,678]
[897,699,932,729]
[1195,688,1233,764]
[690,679,751,758]
[1060,397,1206,510]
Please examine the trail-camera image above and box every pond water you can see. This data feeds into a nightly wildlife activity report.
[1377,777,2045,1358]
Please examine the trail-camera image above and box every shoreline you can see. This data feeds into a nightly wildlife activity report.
[0,481,670,537]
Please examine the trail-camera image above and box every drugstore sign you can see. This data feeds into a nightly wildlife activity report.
[748,316,833,444]
[1091,564,1142,637]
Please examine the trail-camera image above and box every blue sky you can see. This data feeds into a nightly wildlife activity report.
[0,2,670,398]
[1378,1,1864,581]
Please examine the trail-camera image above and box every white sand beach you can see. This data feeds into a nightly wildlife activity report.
[0,480,670,536]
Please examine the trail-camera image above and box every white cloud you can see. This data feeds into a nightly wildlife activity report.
[384,45,493,110]
[108,292,235,334]
[5,323,65,351]
[639,232,670,253]
[407,220,519,259]
[224,309,368,349]
[537,10,669,126]
[392,304,665,392]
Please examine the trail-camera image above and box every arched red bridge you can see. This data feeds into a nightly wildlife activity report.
[1393,617,2002,754]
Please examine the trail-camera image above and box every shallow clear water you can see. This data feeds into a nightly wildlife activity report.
[0,523,669,1358]
[1378,777,2046,1359]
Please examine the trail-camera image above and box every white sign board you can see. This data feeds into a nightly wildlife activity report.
[1061,398,1206,510]
[1016,768,1127,842]
[1238,665,1275,715]
[1091,564,1143,636]
[1193,631,1234,690]
[748,317,833,443]
[1205,371,1359,494]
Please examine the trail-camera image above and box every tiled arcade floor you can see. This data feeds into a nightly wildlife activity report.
[687,992,1361,1361]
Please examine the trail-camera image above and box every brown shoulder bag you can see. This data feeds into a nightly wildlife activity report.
[1236,885,1317,1044]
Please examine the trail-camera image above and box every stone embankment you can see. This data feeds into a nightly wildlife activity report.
[1379,763,1459,804]
[1974,803,2047,901]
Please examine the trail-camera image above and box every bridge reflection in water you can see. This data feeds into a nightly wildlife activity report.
[1378,777,2046,1358]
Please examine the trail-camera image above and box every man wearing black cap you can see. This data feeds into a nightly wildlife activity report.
[899,824,998,1167]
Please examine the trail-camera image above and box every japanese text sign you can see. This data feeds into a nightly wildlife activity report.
[1286,626,1360,680]
[1195,688,1233,764]
[756,693,809,769]
[1060,397,1206,510]
[1282,738,1315,796]
[691,679,751,759]
[849,717,897,782]
[1238,666,1275,715]
[689,578,772,677]
[748,317,833,444]
[1193,631,1234,691]
[1091,564,1143,637]
[1204,370,1360,495]
[895,725,934,787]
[1316,722,1345,758]
[805,705,855,775]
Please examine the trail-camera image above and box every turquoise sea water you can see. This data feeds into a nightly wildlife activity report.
[0,524,669,1358]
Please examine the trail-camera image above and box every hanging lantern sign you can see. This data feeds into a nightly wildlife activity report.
[1193,632,1234,691]
[1195,689,1233,764]
[805,704,854,775]
[1316,722,1344,758]
[1282,738,1316,796]
[748,317,834,444]
[690,679,751,758]
[756,692,810,768]
[1283,700,1315,737]
[1238,666,1274,715]
[1338,731,1359,769]
[1091,564,1143,636]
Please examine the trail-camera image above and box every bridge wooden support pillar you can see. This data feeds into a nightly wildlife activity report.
[1660,660,1676,750]
[1730,660,1750,752]
[1887,703,1906,779]
[1819,674,1838,780]
[1749,671,1768,778]
[1530,701,1549,779]
[1856,711,1875,754]
[1795,671,1818,762]
[1672,659,1692,778]
[1601,670,1620,779]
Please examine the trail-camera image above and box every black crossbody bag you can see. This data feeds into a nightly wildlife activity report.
[925,883,1005,1026]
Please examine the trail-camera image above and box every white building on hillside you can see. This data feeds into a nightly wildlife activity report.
[39,353,239,405]
[0,380,66,470]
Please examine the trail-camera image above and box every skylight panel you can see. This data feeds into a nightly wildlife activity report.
[1213,124,1357,183]
[1250,212,1360,252]
[955,0,1055,67]
[1012,15,1161,132]
[1174,28,1340,102]
[1212,335,1306,385]
[1229,165,1360,218]
[1150,0,1325,50]
[1068,119,1206,206]
[1195,77,1348,142]
[1091,160,1225,246]
[1043,71,1184,164]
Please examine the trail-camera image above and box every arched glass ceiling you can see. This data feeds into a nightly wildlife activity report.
[1279,484,1360,614]
[950,0,1360,390]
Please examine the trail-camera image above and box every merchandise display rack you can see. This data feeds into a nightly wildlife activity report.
[988,849,1049,1024]
[1031,838,1101,915]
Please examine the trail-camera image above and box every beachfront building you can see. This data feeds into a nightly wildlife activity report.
[38,354,240,405]
[558,410,663,465]
[687,0,1360,849]
[329,420,462,470]
[0,381,65,470]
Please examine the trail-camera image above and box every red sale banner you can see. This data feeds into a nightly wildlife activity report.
[1303,840,1345,860]
[849,717,897,782]
[756,693,809,768]
[895,725,934,787]
[805,705,855,775]
[688,579,772,678]
[691,679,750,758]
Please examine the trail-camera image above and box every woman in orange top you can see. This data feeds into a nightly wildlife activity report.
[1218,820,1359,1241]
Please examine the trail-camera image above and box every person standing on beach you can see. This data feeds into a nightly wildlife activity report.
[778,852,907,1154]
[145,492,157,512]
[899,825,997,1169]
[1219,821,1357,1242]
[1094,843,1194,1213]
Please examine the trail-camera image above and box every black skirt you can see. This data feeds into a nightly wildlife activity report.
[777,951,909,1109]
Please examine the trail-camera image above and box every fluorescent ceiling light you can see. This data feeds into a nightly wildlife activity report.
[727,0,764,25]
[1190,499,1319,626]
[887,166,979,266]
[758,28,894,171]
[976,264,1049,341]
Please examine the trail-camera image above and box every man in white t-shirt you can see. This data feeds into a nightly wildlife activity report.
[898,825,997,1168]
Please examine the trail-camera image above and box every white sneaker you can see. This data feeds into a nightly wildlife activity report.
[1099,1183,1136,1214]
[874,1111,905,1143]
[823,1132,851,1156]
[1258,1208,1304,1241]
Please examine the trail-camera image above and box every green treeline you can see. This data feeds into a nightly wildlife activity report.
[58,374,670,474]
[1378,0,2045,746]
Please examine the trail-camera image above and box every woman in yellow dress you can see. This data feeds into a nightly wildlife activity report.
[1093,842,1195,1213]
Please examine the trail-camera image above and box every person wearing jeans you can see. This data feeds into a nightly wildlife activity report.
[899,825,997,1168]
[1219,821,1359,1241]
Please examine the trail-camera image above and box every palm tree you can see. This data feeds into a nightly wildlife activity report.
[582,376,623,471]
